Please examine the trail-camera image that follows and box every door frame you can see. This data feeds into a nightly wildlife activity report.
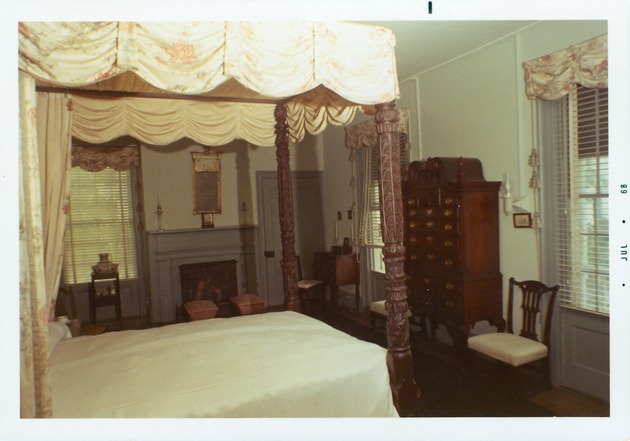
[256,170,325,306]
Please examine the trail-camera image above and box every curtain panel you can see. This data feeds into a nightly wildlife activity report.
[523,34,607,100]
[37,93,72,321]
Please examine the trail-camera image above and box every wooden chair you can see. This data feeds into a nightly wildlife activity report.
[296,256,324,311]
[467,277,559,388]
[55,286,78,321]
[55,286,82,337]
[56,285,109,336]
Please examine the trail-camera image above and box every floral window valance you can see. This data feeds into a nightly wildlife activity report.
[523,34,607,100]
[71,146,139,172]
[345,108,409,150]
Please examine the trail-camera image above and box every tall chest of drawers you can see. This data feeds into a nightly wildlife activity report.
[402,157,502,349]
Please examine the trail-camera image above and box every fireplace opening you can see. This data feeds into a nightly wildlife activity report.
[179,260,238,318]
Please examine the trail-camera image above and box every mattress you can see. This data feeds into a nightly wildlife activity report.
[50,311,398,418]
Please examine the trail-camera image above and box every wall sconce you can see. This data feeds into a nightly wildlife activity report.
[500,173,514,216]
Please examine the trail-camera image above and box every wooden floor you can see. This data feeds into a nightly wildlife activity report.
[104,304,608,418]
[326,299,610,418]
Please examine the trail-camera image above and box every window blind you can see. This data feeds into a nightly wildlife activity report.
[63,167,138,284]
[556,85,609,314]
[358,133,409,248]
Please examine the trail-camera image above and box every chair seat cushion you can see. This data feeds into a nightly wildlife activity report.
[468,332,548,367]
[298,279,322,290]
[370,300,412,318]
[183,300,218,321]
[230,294,266,315]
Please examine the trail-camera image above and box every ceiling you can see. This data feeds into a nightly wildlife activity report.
[361,21,538,81]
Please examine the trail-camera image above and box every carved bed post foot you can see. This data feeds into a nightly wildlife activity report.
[274,103,300,312]
[387,346,420,416]
[376,102,420,417]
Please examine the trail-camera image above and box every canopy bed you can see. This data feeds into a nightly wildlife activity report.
[18,21,418,417]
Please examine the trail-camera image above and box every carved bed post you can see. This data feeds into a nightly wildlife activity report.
[274,103,300,312]
[375,101,420,417]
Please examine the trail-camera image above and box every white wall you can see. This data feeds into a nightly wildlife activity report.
[418,30,539,311]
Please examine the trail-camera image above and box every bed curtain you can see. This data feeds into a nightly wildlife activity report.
[19,74,73,417]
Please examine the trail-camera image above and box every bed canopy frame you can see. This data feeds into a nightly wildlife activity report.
[19,21,419,417]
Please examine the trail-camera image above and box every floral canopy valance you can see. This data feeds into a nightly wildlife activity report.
[523,33,607,100]
[19,21,400,146]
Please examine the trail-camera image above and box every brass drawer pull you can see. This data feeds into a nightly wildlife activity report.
[444,239,454,247]
[410,254,418,261]
[426,254,434,260]
[445,282,455,290]
[426,221,434,228]
[444,223,453,231]
[407,198,416,206]
[425,208,434,216]
[446,299,455,308]
[409,221,417,229]
[409,236,417,244]
[444,197,454,205]
[444,209,453,217]
[426,235,434,243]
[444,259,454,266]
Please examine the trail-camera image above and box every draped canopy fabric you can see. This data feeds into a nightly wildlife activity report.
[19,21,400,145]
[522,34,607,100]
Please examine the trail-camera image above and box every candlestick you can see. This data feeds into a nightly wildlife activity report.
[241,201,248,225]
[156,195,164,231]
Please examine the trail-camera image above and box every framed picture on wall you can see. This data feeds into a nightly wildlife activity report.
[513,212,532,228]
[192,149,223,228]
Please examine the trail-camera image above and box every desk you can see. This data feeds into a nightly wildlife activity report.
[314,252,360,310]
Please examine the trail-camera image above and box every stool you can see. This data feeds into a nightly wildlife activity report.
[370,300,412,331]
[230,294,266,316]
[183,300,218,321]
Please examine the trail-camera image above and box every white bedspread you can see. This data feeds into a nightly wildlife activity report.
[50,311,398,418]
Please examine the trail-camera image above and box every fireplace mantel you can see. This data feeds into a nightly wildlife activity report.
[146,225,257,323]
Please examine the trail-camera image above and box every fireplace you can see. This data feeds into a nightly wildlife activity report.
[179,260,238,318]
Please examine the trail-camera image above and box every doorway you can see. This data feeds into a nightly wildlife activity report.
[256,171,325,307]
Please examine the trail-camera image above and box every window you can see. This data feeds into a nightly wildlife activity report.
[358,132,409,273]
[63,167,138,284]
[555,85,609,314]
